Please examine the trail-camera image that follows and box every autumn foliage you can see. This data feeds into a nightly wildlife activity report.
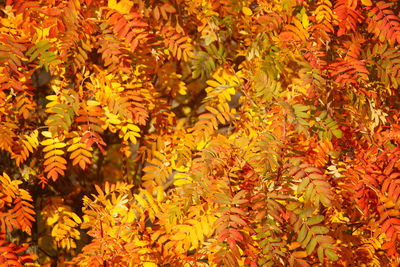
[1,0,400,266]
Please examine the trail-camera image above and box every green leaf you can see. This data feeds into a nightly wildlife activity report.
[36,40,51,52]
[299,207,314,218]
[286,202,299,211]
[332,129,343,138]
[297,224,307,243]
[304,184,315,202]
[9,54,21,66]
[320,194,332,207]
[308,173,324,179]
[29,50,39,62]
[317,246,324,263]
[310,226,329,234]
[306,237,317,255]
[319,110,327,120]
[307,215,324,225]
[301,230,313,248]
[315,235,334,244]
[213,193,231,204]
[325,249,338,261]
[297,176,310,193]
[293,104,308,112]
[26,46,36,56]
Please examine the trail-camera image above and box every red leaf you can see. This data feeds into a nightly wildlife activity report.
[229,228,243,242]
[229,214,247,226]
[382,241,394,250]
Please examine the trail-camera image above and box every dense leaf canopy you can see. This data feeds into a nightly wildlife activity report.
[1,0,400,266]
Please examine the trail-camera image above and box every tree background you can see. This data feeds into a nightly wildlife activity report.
[1,0,400,266]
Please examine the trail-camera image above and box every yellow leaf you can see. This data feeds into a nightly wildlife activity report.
[53,142,67,149]
[190,228,198,248]
[178,83,187,95]
[172,232,186,240]
[67,143,82,152]
[108,0,117,9]
[196,137,210,150]
[47,214,59,226]
[108,117,121,125]
[41,131,53,138]
[227,86,236,96]
[126,209,137,223]
[143,263,157,267]
[127,124,140,132]
[206,80,220,87]
[134,193,149,209]
[111,82,121,88]
[44,149,64,158]
[156,186,164,202]
[41,139,55,146]
[174,178,190,186]
[87,100,100,106]
[108,0,133,15]
[221,90,232,101]
[195,221,204,244]
[216,113,226,124]
[42,144,55,152]
[135,240,149,247]
[201,216,209,236]
[361,0,372,6]
[302,13,309,29]
[242,6,253,16]
[46,95,58,101]
[205,106,219,115]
